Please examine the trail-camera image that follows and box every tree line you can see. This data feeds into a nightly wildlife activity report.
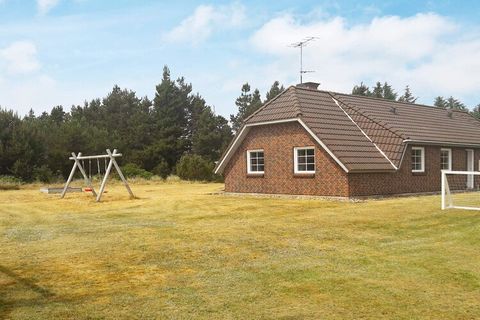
[0,66,283,182]
[1,72,479,183]
[352,81,480,116]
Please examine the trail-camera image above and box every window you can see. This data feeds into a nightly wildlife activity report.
[247,150,264,174]
[440,148,452,170]
[294,147,315,174]
[411,147,425,173]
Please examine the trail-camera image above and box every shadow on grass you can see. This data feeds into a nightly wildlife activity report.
[0,264,55,320]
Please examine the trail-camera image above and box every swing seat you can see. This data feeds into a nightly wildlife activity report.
[85,187,107,193]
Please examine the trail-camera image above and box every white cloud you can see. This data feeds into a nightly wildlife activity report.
[163,2,246,45]
[37,0,60,15]
[249,12,480,104]
[0,41,40,74]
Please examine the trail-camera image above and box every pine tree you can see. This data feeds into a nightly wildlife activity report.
[446,96,467,111]
[398,85,417,103]
[352,82,371,96]
[472,104,480,119]
[265,81,285,102]
[372,82,383,98]
[382,82,398,100]
[434,96,447,109]
[230,83,253,133]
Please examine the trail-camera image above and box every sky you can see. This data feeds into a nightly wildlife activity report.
[1,0,480,118]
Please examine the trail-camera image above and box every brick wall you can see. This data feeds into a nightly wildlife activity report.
[224,121,349,197]
[348,146,480,196]
[224,122,480,197]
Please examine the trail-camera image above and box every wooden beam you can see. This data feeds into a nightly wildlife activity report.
[107,148,135,199]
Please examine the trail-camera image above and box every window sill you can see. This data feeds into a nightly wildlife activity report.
[247,173,264,178]
[412,171,426,176]
[293,173,315,178]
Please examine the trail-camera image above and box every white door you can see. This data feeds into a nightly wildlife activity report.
[466,149,474,189]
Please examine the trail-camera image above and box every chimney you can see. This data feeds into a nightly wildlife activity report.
[390,106,397,114]
[296,82,320,90]
[447,110,453,118]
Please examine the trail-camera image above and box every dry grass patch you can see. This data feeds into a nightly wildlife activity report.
[0,181,479,319]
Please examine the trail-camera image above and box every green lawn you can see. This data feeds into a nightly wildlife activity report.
[0,182,479,319]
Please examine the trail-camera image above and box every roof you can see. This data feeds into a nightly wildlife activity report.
[215,86,480,174]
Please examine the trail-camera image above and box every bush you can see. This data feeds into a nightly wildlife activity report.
[152,159,170,179]
[121,163,153,180]
[33,165,55,183]
[176,154,214,181]
[0,175,22,190]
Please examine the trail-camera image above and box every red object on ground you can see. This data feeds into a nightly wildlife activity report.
[84,187,107,193]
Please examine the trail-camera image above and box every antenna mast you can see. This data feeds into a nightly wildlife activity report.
[289,37,317,84]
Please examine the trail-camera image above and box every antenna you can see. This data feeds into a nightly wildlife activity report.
[289,37,317,84]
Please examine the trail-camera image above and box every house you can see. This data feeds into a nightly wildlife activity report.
[214,82,480,198]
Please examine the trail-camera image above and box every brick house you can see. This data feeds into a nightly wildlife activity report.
[214,83,480,198]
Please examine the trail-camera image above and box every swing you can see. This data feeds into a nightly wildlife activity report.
[61,149,134,202]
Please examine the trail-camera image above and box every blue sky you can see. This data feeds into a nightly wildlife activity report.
[1,0,480,117]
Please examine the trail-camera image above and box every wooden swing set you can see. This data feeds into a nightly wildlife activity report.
[61,149,134,202]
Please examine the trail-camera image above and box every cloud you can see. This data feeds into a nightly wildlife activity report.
[249,12,480,104]
[37,0,60,15]
[163,2,246,45]
[0,41,40,74]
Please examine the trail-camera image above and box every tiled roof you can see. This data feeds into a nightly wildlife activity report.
[216,85,480,173]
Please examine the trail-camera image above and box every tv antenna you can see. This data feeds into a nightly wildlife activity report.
[289,37,317,83]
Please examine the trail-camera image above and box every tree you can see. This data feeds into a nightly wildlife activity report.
[230,83,263,133]
[192,107,232,162]
[434,96,447,109]
[352,82,371,96]
[472,104,480,119]
[398,85,417,103]
[434,96,467,111]
[265,81,285,102]
[382,82,398,100]
[372,82,384,98]
[152,66,190,171]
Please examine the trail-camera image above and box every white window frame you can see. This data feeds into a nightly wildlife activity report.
[440,148,452,171]
[246,149,264,174]
[411,146,425,173]
[294,147,315,174]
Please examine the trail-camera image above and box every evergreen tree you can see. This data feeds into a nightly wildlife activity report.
[352,82,371,96]
[434,96,447,109]
[382,82,398,100]
[371,82,383,98]
[192,107,232,162]
[230,84,265,133]
[434,96,467,110]
[151,66,190,171]
[398,85,417,103]
[472,104,480,119]
[265,81,285,102]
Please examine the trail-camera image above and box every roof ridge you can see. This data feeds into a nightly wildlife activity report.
[244,85,295,123]
[330,93,407,140]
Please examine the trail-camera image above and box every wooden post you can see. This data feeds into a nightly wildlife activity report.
[61,152,80,198]
[96,150,115,202]
[107,148,134,199]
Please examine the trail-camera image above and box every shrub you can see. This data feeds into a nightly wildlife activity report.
[152,159,170,179]
[33,165,55,183]
[176,154,214,181]
[121,163,153,180]
[0,175,22,190]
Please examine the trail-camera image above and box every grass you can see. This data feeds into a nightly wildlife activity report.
[0,181,479,319]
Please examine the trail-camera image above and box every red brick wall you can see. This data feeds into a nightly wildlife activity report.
[224,122,349,196]
[348,146,480,196]
[223,122,480,197]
